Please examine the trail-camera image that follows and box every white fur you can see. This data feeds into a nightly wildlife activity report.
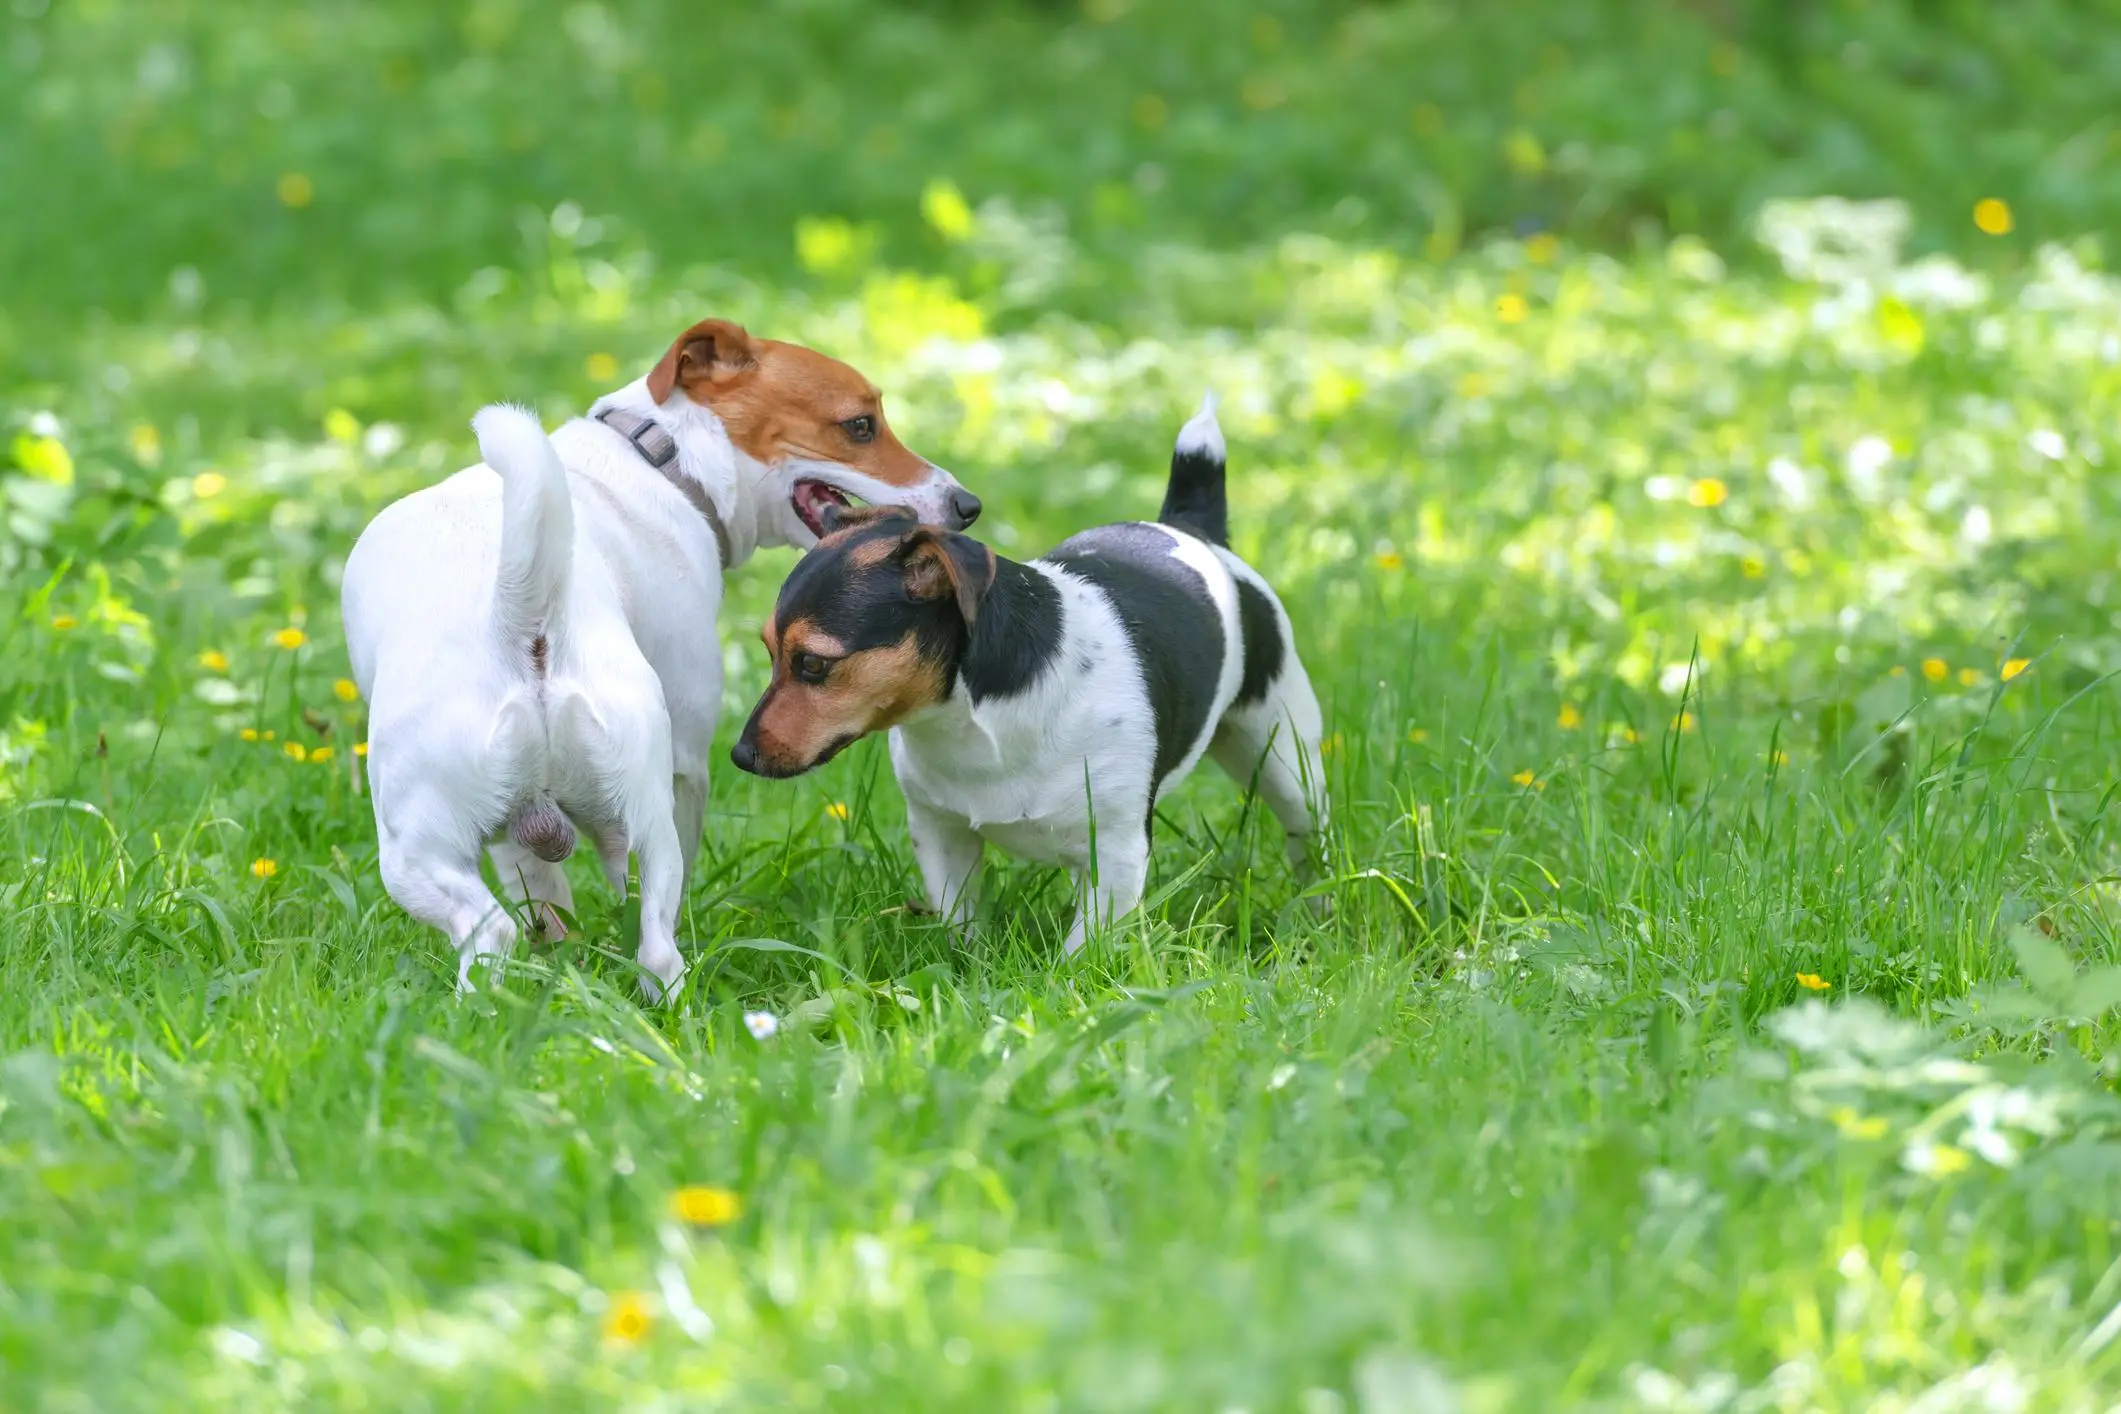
[343,378,967,998]
[889,526,1328,956]
[1174,390,1224,461]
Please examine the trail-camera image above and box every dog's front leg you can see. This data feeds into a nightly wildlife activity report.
[906,798,983,934]
[1062,827,1149,957]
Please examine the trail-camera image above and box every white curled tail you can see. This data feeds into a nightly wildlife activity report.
[473,404,572,648]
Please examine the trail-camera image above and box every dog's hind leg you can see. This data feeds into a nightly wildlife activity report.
[673,768,708,884]
[381,831,520,991]
[488,839,575,940]
[1211,694,1331,897]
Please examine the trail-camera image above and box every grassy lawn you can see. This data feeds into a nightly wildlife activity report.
[7,3,2121,1409]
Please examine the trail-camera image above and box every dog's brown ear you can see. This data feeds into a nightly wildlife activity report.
[646,319,757,404]
[899,529,997,627]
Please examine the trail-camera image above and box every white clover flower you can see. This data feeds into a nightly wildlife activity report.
[743,1010,779,1041]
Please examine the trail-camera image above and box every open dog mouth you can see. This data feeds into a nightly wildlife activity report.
[792,479,859,538]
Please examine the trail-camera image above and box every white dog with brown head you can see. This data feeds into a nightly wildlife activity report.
[341,319,978,997]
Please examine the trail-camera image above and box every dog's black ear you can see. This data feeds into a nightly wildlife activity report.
[898,528,997,627]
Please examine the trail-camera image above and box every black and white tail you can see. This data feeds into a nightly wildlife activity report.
[1157,391,1228,547]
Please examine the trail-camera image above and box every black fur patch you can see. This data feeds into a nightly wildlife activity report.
[1044,522,1224,796]
[530,634,549,676]
[1158,447,1228,546]
[771,519,1061,705]
[774,519,966,666]
[1231,577,1285,707]
[961,559,1064,702]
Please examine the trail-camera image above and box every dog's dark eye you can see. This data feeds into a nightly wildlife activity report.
[792,652,830,684]
[840,415,875,444]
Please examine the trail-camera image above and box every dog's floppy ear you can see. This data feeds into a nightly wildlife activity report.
[898,528,997,627]
[818,503,916,537]
[646,318,757,404]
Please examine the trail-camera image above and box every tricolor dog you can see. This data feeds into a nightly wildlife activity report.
[730,397,1327,952]
[342,319,979,996]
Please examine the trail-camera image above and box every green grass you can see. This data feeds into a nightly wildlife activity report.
[10,2,2121,1409]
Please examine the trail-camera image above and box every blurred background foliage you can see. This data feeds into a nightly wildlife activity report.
[5,0,2121,320]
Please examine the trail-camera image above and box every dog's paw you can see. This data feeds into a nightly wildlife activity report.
[636,941,686,1005]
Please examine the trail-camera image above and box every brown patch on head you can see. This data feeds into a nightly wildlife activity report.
[742,634,949,777]
[646,318,934,489]
[817,502,918,543]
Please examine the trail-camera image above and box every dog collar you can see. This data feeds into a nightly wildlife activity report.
[594,407,734,566]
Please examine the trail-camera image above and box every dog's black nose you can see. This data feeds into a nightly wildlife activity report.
[949,489,982,527]
[730,739,759,774]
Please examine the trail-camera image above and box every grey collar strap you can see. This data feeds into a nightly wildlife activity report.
[595,406,733,565]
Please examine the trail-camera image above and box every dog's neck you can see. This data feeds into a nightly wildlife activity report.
[897,555,1063,757]
[583,379,768,567]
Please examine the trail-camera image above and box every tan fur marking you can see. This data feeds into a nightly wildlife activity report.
[847,537,899,569]
[750,635,947,773]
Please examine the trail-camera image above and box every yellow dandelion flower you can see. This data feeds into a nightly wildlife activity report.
[191,470,228,499]
[2001,658,2030,681]
[333,678,360,702]
[1687,478,1728,508]
[1511,769,1537,787]
[276,172,314,208]
[283,741,308,762]
[1494,293,1528,324]
[249,857,278,879]
[1972,198,2012,237]
[1375,550,1404,570]
[1796,972,1831,991]
[584,352,620,383]
[323,409,360,445]
[603,1292,652,1344]
[668,1185,742,1226]
[1620,726,1640,744]
[354,742,369,758]
[824,801,850,822]
[1408,727,1428,743]
[240,728,262,742]
[1320,732,1344,756]
[128,423,163,465]
[310,746,335,764]
[1739,555,1766,579]
[1926,1144,1972,1175]
[199,650,230,672]
[1557,704,1582,730]
[273,627,307,650]
[1957,668,1980,687]
[1671,712,1696,733]
[1767,750,1789,768]
[1921,657,1948,683]
[1525,232,1559,264]
[50,614,78,631]
[1829,1106,1888,1140]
